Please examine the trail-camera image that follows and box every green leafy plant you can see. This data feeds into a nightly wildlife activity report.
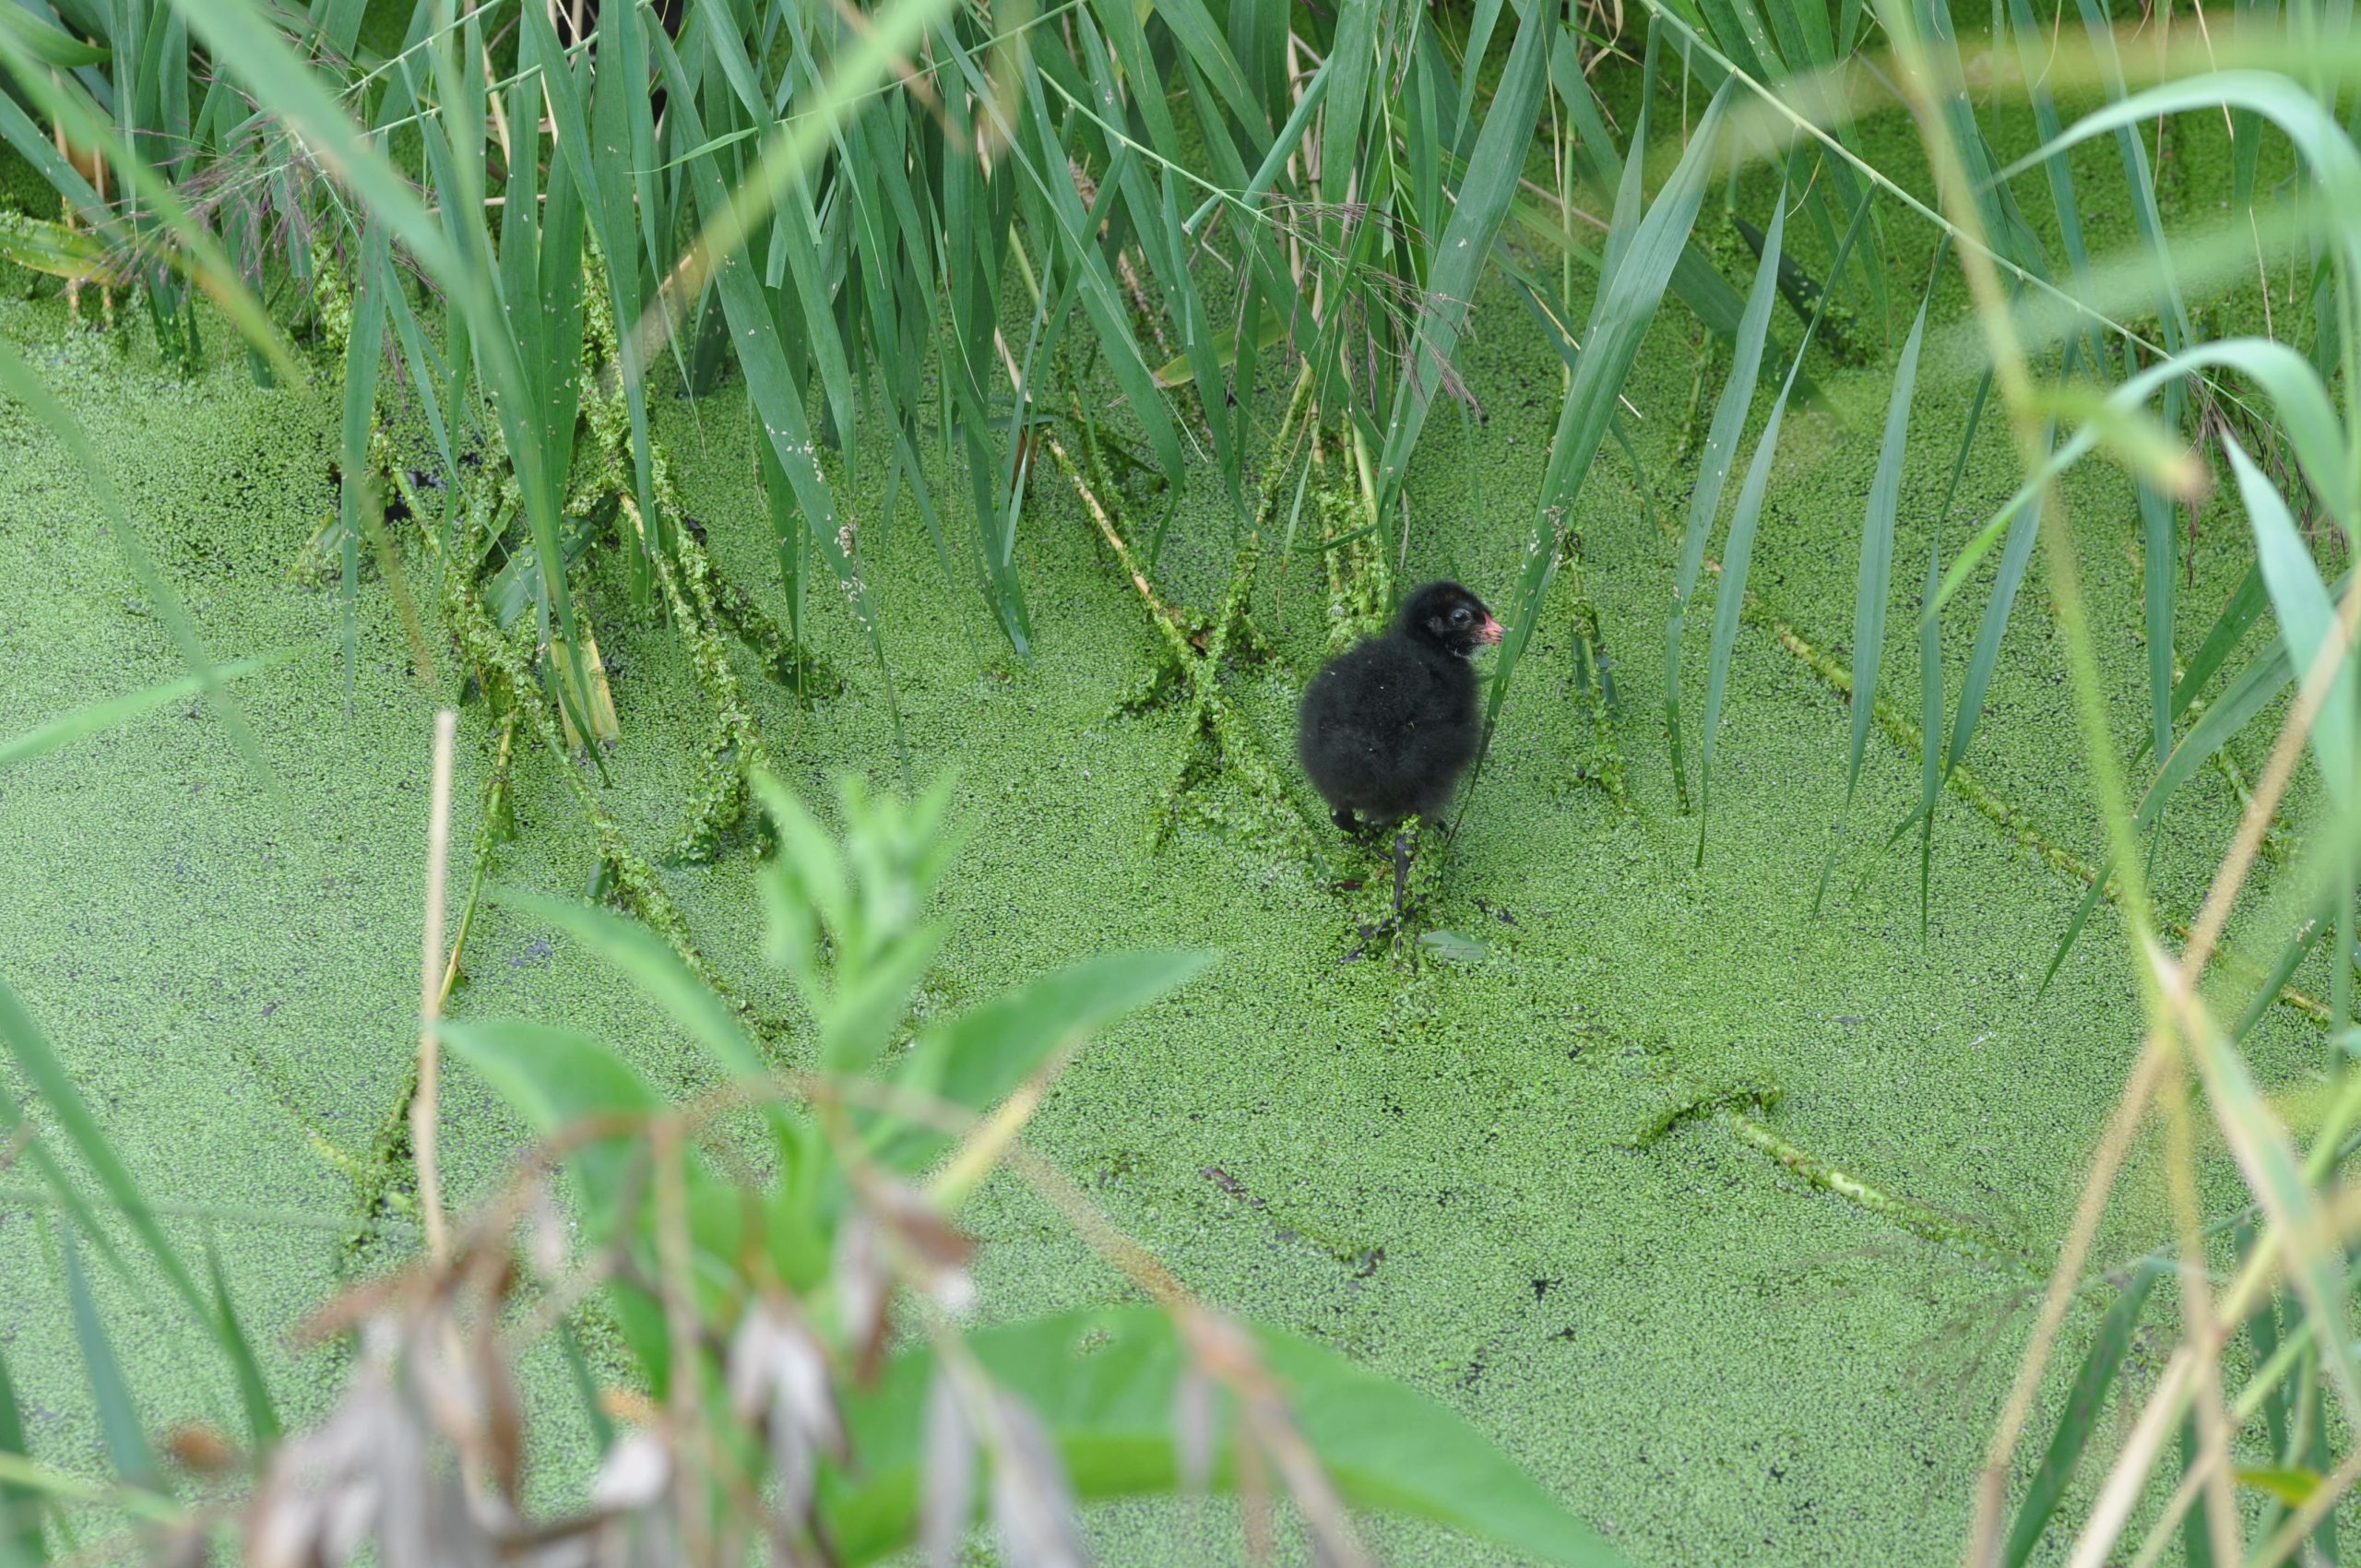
[0,732,1631,1564]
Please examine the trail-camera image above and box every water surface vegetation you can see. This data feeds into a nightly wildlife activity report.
[5,0,2361,1562]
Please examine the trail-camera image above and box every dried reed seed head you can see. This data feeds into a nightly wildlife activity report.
[920,1369,979,1568]
[726,1296,847,1525]
[984,1392,1086,1568]
[590,1431,673,1513]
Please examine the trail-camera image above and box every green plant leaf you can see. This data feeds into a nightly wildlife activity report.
[0,980,215,1335]
[58,1225,160,1494]
[2228,434,2357,804]
[881,949,1213,1172]
[487,889,765,1081]
[203,1235,279,1452]
[0,653,291,769]
[442,1018,665,1244]
[820,1305,1635,1566]
[442,1017,740,1389]
[1699,189,1872,861]
[2236,1466,2324,1507]
[0,1338,42,1565]
[2002,1260,2163,1566]
[0,4,108,65]
[1373,0,1548,514]
[1667,185,1785,806]
[2186,999,2361,1437]
[0,210,113,281]
[1816,286,1930,906]
[1481,69,1731,794]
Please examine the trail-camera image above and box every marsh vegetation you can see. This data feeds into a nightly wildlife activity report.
[7,0,2361,1562]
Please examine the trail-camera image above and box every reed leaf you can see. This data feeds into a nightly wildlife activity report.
[1697,190,1872,861]
[0,1339,42,1565]
[1479,70,1731,780]
[1667,187,1784,808]
[2002,1260,2165,1567]
[1373,0,1548,516]
[2230,434,2357,803]
[335,218,388,713]
[1815,285,1930,908]
[58,1224,160,1494]
[0,653,289,769]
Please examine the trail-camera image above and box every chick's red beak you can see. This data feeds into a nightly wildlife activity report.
[1477,614,1504,646]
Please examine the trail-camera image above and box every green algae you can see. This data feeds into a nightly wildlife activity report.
[0,89,2350,1568]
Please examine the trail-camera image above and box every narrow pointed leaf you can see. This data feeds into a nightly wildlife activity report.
[1668,192,1785,802]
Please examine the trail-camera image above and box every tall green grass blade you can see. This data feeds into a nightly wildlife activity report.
[2191,993,2361,1433]
[2064,0,2191,765]
[2070,0,2195,350]
[1136,0,1266,137]
[1543,30,1789,385]
[337,219,389,715]
[58,1225,160,1493]
[1453,0,1508,141]
[1319,0,1377,213]
[2001,0,2110,377]
[2232,434,2357,801]
[0,653,290,769]
[0,4,106,65]
[691,0,767,121]
[2040,623,2310,992]
[2139,422,2181,763]
[1940,421,2055,780]
[2177,562,2272,724]
[1698,190,1872,861]
[2307,1347,2342,1562]
[1374,0,1548,516]
[2238,1222,2292,1460]
[1913,481,1948,930]
[2231,0,2271,214]
[648,21,908,755]
[1695,383,1795,861]
[382,282,457,521]
[2177,1415,2216,1568]
[0,980,210,1330]
[1480,73,1730,786]
[1667,189,1785,808]
[202,1236,279,1451]
[0,341,285,818]
[0,1339,42,1565]
[557,1316,614,1456]
[1815,286,1931,908]
[2000,1260,2163,1566]
[528,0,658,549]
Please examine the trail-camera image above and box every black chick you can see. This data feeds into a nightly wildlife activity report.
[1298,581,1502,913]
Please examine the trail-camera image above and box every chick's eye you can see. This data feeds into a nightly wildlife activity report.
[1451,607,1470,624]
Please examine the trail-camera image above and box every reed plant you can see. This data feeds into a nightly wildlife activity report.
[24,0,2361,1558]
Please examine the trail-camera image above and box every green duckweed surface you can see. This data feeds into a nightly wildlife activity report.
[0,92,2340,1565]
